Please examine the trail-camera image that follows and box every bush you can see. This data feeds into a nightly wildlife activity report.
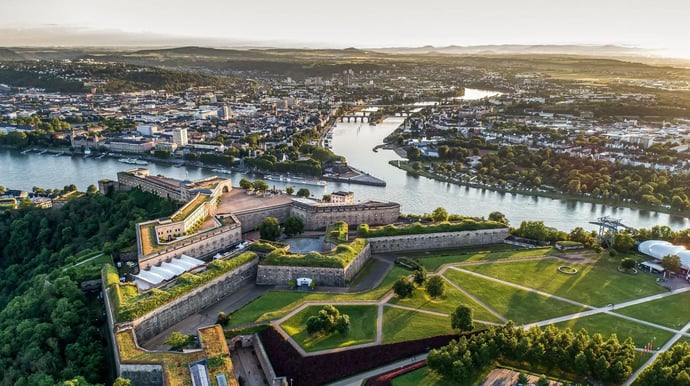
[395,257,423,271]
[360,220,504,238]
[621,258,636,270]
[261,238,368,268]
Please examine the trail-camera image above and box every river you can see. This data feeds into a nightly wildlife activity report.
[1,88,688,231]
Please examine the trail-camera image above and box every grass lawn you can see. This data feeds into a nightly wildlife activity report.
[614,291,690,330]
[280,305,377,352]
[402,246,554,272]
[382,306,456,343]
[552,313,674,349]
[228,266,409,327]
[392,367,456,386]
[387,279,503,323]
[460,257,665,306]
[444,269,587,324]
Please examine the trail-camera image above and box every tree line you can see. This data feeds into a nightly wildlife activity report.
[427,323,636,384]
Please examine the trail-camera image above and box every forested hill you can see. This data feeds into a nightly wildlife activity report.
[0,189,175,385]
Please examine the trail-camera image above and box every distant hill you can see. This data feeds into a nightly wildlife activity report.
[370,44,648,57]
[0,48,24,61]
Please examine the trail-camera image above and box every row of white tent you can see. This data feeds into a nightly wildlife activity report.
[638,240,690,273]
[135,254,205,291]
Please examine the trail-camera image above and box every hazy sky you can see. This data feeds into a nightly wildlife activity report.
[2,0,689,57]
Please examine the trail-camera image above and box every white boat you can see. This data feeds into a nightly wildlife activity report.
[211,168,233,175]
[291,177,327,187]
[96,154,105,159]
[54,152,64,157]
[118,158,148,165]
[264,175,289,183]
[20,149,31,154]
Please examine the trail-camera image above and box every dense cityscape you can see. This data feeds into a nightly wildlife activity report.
[1,13,690,386]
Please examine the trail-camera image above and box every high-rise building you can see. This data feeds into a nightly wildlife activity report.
[172,128,188,147]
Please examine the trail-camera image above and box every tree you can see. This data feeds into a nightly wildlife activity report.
[86,184,98,194]
[431,207,449,222]
[285,186,295,195]
[662,254,681,273]
[406,146,421,160]
[216,312,230,326]
[239,178,252,190]
[413,267,427,286]
[451,305,474,332]
[284,216,305,237]
[165,331,193,351]
[515,221,548,241]
[426,275,445,298]
[259,217,281,241]
[517,373,528,385]
[393,276,415,298]
[612,233,635,252]
[322,194,331,202]
[306,305,349,335]
[488,211,509,225]
[621,258,636,270]
[252,179,268,193]
[297,188,310,198]
[113,378,133,386]
[536,375,550,386]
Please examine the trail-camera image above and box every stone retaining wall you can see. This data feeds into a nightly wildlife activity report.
[132,257,259,342]
[368,228,509,254]
[256,243,371,287]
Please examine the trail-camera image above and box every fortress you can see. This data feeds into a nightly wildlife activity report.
[102,169,508,385]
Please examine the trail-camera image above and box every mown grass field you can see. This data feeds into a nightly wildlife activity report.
[386,278,503,323]
[552,313,674,348]
[460,257,665,306]
[382,307,455,343]
[280,305,378,352]
[614,291,690,329]
[443,268,587,324]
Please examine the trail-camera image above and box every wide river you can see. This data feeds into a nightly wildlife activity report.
[2,89,689,231]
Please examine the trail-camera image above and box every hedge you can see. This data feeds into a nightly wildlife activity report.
[261,238,368,268]
[358,220,505,238]
[325,221,349,245]
[113,252,258,321]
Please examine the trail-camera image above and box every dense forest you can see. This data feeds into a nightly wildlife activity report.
[0,189,174,385]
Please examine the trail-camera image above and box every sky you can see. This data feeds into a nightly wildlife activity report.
[2,0,689,57]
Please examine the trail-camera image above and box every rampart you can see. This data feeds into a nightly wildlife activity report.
[367,228,510,253]
[137,215,242,268]
[132,257,259,342]
[233,202,292,233]
[255,242,371,287]
[290,200,400,231]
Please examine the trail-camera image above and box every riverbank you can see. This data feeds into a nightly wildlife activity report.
[388,159,690,221]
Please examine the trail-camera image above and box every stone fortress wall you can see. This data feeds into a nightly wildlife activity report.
[132,256,259,342]
[255,242,372,287]
[136,217,243,268]
[367,228,510,254]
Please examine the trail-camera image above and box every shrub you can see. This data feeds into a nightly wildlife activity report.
[359,220,504,238]
[621,258,636,270]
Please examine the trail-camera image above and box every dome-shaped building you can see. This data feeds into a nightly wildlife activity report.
[637,240,690,280]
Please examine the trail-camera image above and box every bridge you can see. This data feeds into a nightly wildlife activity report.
[338,110,413,122]
[589,216,633,247]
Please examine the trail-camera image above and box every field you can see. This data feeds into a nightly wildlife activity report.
[460,257,665,306]
[386,279,503,322]
[614,291,690,329]
[382,307,455,343]
[552,313,674,347]
[443,268,587,323]
[391,366,456,386]
[280,305,378,352]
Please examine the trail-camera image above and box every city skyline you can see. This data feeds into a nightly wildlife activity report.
[1,0,689,58]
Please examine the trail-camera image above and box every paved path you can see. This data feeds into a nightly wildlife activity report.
[623,320,690,386]
[327,354,429,386]
[63,252,104,271]
[439,271,508,323]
